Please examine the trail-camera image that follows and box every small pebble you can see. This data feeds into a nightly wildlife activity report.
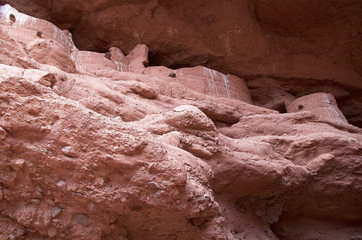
[147,181,159,189]
[12,159,25,168]
[104,52,112,59]
[88,202,95,211]
[169,72,176,78]
[47,227,57,238]
[51,206,62,217]
[61,146,79,158]
[74,214,88,226]
[56,180,66,188]
[36,31,42,37]
[30,198,40,204]
[16,228,25,237]
[3,188,10,197]
[46,199,55,206]
[95,177,104,186]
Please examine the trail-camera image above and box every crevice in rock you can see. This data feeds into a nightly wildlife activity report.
[246,76,362,127]
[270,222,284,240]
[147,50,206,70]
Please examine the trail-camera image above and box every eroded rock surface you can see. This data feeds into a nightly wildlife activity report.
[5,0,362,126]
[0,4,361,240]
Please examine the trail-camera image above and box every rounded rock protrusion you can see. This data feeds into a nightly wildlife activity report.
[286,92,348,124]
[170,105,216,131]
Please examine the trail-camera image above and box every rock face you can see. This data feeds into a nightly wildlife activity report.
[4,0,362,126]
[0,4,361,240]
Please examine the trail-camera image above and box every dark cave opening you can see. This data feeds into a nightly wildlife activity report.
[147,51,200,70]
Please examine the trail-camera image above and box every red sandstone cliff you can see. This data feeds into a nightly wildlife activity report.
[0,2,361,240]
[5,0,362,127]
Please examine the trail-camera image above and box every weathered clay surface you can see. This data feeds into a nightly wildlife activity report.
[0,4,361,240]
